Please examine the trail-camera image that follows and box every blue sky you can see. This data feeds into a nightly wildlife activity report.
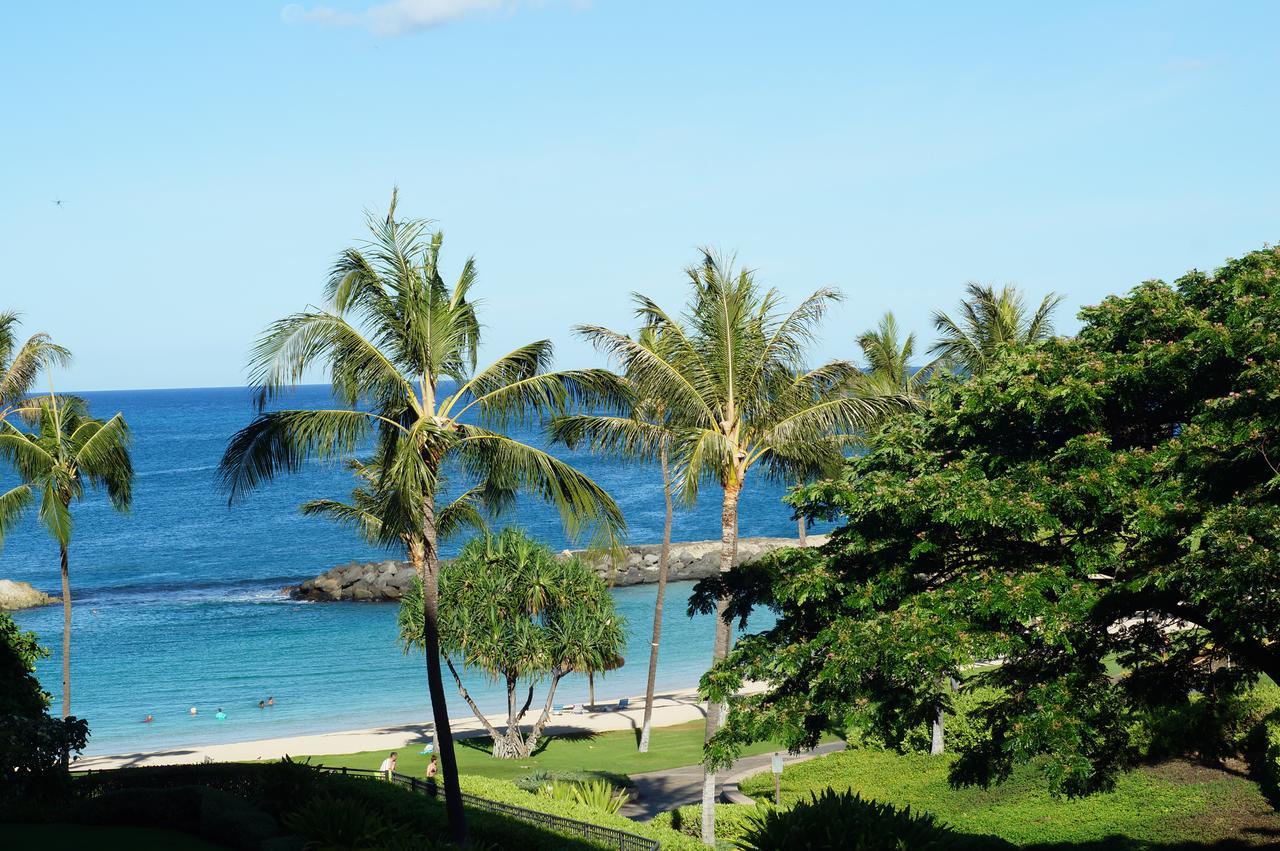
[2,1,1277,391]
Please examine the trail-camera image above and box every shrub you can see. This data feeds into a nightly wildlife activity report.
[653,803,762,843]
[1257,712,1280,803]
[733,788,1004,850]
[459,774,704,850]
[535,778,630,815]
[283,794,393,850]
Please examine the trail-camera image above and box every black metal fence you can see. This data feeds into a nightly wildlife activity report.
[314,765,660,851]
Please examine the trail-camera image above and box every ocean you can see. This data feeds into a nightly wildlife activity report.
[4,385,808,756]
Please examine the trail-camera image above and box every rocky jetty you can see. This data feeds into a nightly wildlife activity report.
[0,579,58,611]
[286,535,828,602]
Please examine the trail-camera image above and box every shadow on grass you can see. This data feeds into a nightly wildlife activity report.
[455,729,600,758]
[1024,834,1280,850]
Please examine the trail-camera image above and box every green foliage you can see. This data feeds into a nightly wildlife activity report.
[700,245,1280,797]
[1259,714,1280,803]
[458,774,704,850]
[399,528,625,758]
[733,788,1001,850]
[0,612,88,803]
[534,778,630,815]
[283,795,392,850]
[652,803,763,843]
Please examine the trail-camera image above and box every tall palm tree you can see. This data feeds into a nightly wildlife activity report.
[0,394,132,719]
[851,311,936,399]
[930,282,1063,375]
[552,326,680,753]
[217,191,625,846]
[555,250,901,844]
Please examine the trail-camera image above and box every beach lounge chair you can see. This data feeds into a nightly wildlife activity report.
[571,703,585,715]
[616,698,629,711]
[553,704,564,715]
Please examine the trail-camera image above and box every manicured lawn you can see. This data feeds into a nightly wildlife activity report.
[302,720,808,783]
[738,749,1280,848]
[5,823,230,850]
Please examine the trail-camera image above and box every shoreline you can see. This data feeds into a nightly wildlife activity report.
[74,683,762,770]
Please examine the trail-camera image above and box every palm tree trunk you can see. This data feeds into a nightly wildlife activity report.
[60,541,71,719]
[588,671,595,708]
[701,480,740,846]
[639,447,674,753]
[795,478,806,546]
[418,506,469,846]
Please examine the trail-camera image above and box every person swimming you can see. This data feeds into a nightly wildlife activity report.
[143,714,154,723]
[215,708,227,721]
[266,696,274,706]
[258,700,265,710]
[189,707,198,716]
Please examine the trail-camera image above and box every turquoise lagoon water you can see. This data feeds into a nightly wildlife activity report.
[5,385,802,756]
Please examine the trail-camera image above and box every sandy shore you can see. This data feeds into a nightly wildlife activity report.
[75,684,761,770]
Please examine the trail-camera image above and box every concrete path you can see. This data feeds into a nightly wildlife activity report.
[620,740,845,821]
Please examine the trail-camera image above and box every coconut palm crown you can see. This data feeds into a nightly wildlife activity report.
[217,190,626,845]
[930,282,1063,375]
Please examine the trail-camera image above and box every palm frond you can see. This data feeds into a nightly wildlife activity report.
[0,483,32,545]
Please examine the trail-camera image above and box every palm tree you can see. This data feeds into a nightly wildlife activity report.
[0,313,71,540]
[551,326,680,753]
[0,394,132,720]
[555,250,902,844]
[217,191,625,846]
[930,282,1063,375]
[851,311,936,399]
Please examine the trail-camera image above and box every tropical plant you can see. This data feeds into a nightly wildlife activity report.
[0,394,132,720]
[218,191,625,844]
[536,778,631,815]
[851,311,937,399]
[554,250,901,843]
[700,245,1280,797]
[551,326,680,752]
[733,788,997,851]
[399,527,625,759]
[930,282,1062,375]
[283,794,392,850]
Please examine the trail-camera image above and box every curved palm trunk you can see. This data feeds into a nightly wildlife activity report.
[638,447,674,753]
[60,541,71,719]
[417,508,469,846]
[701,481,740,846]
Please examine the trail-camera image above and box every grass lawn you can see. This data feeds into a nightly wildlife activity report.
[301,719,808,784]
[5,823,230,850]
[738,749,1280,849]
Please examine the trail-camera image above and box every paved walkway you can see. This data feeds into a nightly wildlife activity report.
[620,740,845,821]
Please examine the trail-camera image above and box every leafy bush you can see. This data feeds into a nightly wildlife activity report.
[1257,712,1280,803]
[459,774,704,850]
[652,803,763,843]
[283,794,392,849]
[535,778,630,815]
[734,788,1004,850]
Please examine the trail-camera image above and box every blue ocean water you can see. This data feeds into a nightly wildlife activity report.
[5,385,806,756]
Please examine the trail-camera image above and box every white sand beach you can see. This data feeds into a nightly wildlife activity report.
[75,684,763,770]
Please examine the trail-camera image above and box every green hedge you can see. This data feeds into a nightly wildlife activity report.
[651,802,763,843]
[459,774,704,850]
[1258,713,1280,803]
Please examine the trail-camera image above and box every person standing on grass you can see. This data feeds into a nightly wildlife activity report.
[379,751,398,780]
[425,755,439,797]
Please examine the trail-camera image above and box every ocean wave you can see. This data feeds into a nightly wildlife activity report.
[80,576,301,606]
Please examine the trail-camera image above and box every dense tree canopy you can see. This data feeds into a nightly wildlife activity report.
[697,246,1280,796]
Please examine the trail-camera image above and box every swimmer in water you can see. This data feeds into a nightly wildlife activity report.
[215,708,227,721]
[144,714,154,723]
[258,700,265,710]
[266,696,274,706]
[190,707,198,716]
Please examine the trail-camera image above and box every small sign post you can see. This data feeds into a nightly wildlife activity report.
[771,752,784,806]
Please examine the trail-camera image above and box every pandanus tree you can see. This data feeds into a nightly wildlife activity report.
[0,395,132,720]
[554,250,903,844]
[217,192,624,846]
[398,528,625,759]
[551,326,680,753]
[930,282,1063,375]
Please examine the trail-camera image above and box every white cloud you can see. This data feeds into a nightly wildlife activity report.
[281,0,558,36]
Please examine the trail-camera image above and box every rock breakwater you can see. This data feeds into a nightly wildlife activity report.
[286,534,828,602]
[0,579,58,611]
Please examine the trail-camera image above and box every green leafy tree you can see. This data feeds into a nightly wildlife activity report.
[0,395,132,720]
[0,612,89,798]
[398,528,625,759]
[218,192,623,844]
[930,282,1062,375]
[555,250,898,843]
[698,245,1280,796]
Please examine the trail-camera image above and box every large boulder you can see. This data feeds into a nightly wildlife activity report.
[0,579,56,611]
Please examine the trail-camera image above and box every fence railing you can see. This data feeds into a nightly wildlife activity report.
[315,765,660,851]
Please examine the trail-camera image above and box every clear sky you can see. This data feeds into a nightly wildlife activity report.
[3,1,1277,391]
